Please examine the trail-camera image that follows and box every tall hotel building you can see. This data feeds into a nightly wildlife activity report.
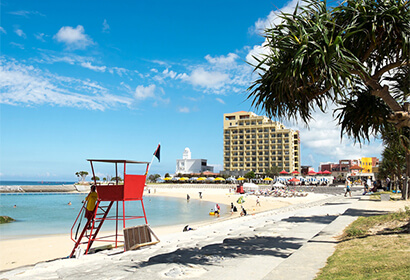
[223,111,300,176]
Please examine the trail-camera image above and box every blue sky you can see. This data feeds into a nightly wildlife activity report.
[0,0,383,181]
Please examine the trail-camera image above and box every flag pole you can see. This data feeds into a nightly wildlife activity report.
[146,143,160,175]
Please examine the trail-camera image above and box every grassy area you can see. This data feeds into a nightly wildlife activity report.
[369,192,403,201]
[316,207,410,280]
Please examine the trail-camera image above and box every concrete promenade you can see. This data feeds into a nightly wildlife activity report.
[2,191,405,280]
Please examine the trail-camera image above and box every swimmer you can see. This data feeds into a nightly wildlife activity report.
[68,201,72,205]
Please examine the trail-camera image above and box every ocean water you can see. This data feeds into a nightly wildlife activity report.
[0,181,75,186]
[0,193,225,240]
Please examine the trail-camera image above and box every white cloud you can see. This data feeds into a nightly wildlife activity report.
[246,0,303,66]
[178,107,190,113]
[285,107,383,166]
[0,57,132,110]
[54,25,94,50]
[0,27,6,34]
[10,42,24,49]
[81,62,107,72]
[246,44,268,68]
[162,68,177,79]
[108,66,128,76]
[216,97,225,104]
[250,0,301,35]
[205,53,239,66]
[102,19,110,33]
[34,33,46,42]
[34,50,89,65]
[134,84,157,100]
[180,68,229,89]
[15,28,26,38]
[8,10,45,17]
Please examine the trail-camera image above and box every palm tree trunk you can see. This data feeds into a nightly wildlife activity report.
[404,152,410,200]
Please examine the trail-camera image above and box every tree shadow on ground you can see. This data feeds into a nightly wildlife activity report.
[324,202,350,206]
[130,235,304,269]
[281,215,338,224]
[342,208,389,217]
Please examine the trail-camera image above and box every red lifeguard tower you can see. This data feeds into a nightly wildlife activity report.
[69,159,159,257]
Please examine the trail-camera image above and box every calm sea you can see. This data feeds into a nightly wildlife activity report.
[0,181,75,186]
[0,193,226,240]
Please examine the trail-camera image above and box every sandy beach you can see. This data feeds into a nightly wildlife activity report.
[0,185,328,271]
[1,184,409,279]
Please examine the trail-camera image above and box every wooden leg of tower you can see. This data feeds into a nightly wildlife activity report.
[141,199,148,224]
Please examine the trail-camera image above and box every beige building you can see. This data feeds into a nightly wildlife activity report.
[223,111,300,176]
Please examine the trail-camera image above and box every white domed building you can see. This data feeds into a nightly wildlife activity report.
[176,148,214,175]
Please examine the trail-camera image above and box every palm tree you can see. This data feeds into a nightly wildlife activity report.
[247,0,410,198]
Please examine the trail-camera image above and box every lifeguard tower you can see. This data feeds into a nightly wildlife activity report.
[70,159,159,258]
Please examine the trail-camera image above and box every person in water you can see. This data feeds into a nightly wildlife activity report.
[214,203,221,217]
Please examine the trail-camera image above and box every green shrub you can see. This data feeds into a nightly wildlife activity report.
[0,216,15,224]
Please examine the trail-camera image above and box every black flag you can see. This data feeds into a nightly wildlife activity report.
[153,144,160,162]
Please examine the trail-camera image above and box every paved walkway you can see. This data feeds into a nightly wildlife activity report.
[1,193,407,280]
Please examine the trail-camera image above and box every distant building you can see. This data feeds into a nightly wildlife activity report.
[360,157,379,173]
[301,165,315,175]
[319,158,379,179]
[223,111,300,176]
[175,148,214,175]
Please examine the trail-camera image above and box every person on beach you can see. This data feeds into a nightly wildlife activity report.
[199,192,202,199]
[240,205,247,216]
[187,194,190,201]
[344,178,352,197]
[84,185,98,222]
[230,202,234,214]
[230,203,238,215]
[256,197,261,207]
[386,177,391,191]
[183,225,194,232]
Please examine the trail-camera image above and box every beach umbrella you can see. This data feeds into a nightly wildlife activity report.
[163,177,172,181]
[289,177,300,186]
[263,177,273,181]
[308,171,317,175]
[279,170,289,175]
[237,196,245,204]
[322,170,332,175]
[316,171,323,175]
[291,170,299,174]
[289,178,300,182]
[206,177,215,181]
[214,177,225,181]
[197,177,207,181]
[237,177,245,180]
[273,181,285,187]
[179,177,189,181]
